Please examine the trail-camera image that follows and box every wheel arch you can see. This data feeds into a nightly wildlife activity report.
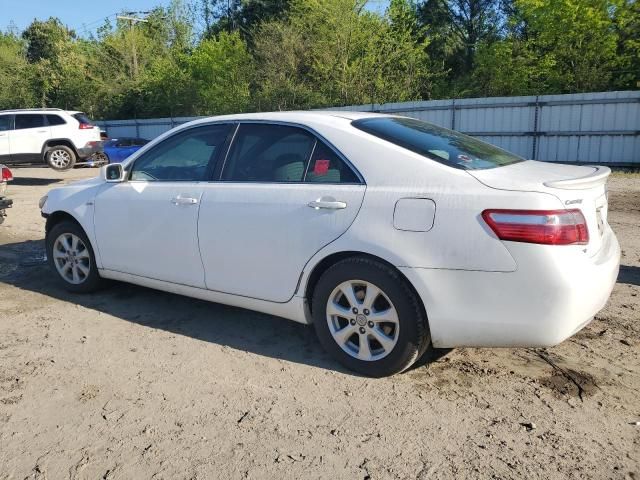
[45,210,83,237]
[302,251,428,322]
[42,139,79,159]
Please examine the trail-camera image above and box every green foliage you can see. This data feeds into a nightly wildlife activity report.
[0,0,636,119]
[190,32,252,114]
[253,0,431,109]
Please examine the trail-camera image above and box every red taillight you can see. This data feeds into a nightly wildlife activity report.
[79,123,94,129]
[482,209,589,245]
[1,166,12,182]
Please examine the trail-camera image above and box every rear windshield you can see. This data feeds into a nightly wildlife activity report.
[72,112,93,125]
[352,117,523,170]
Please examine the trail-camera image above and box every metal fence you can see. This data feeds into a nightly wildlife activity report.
[97,90,640,165]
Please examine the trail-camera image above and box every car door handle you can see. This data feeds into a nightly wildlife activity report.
[37,130,48,133]
[308,199,347,210]
[171,195,199,206]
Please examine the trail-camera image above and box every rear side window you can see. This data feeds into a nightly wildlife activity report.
[130,124,232,182]
[46,114,66,126]
[306,141,360,183]
[72,113,93,125]
[222,124,315,182]
[352,117,523,170]
[15,114,45,130]
[0,115,11,131]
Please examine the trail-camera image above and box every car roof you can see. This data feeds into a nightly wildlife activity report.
[189,110,391,125]
[0,108,81,115]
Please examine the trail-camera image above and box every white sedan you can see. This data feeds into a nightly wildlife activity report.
[40,112,620,376]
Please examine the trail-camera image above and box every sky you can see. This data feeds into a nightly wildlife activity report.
[1,0,173,35]
[1,0,389,36]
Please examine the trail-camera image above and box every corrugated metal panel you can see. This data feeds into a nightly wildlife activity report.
[97,90,640,165]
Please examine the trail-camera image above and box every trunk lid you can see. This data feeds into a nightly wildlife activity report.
[468,160,610,257]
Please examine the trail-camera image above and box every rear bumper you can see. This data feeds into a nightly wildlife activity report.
[400,227,620,348]
[77,142,103,160]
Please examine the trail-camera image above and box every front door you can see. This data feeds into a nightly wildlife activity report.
[10,114,50,160]
[198,123,366,303]
[94,123,233,288]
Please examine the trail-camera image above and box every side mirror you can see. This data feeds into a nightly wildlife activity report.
[101,164,125,183]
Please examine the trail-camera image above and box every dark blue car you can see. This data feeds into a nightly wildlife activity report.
[101,137,149,163]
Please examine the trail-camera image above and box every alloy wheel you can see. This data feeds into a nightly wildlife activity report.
[50,149,72,169]
[326,280,399,361]
[52,233,91,284]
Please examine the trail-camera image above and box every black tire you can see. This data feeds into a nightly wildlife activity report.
[92,152,109,166]
[46,220,104,293]
[312,257,431,377]
[46,145,77,171]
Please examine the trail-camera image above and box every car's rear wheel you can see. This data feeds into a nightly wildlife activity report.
[312,257,430,377]
[46,221,103,293]
[46,145,76,171]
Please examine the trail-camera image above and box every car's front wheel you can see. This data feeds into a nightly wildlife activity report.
[46,145,76,171]
[312,257,431,377]
[46,221,103,293]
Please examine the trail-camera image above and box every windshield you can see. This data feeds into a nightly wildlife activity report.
[352,117,524,170]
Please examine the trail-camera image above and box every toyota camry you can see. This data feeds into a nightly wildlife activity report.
[40,111,620,377]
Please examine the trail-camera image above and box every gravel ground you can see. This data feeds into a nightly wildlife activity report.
[0,167,638,480]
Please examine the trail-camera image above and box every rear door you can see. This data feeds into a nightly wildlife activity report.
[46,113,69,140]
[198,122,366,302]
[10,114,50,160]
[0,115,11,161]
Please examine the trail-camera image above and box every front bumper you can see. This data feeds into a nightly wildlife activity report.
[400,227,621,348]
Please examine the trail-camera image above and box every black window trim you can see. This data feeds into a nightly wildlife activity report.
[127,122,236,183]
[214,120,365,185]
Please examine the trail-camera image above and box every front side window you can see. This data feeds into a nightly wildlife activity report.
[352,117,524,170]
[0,115,11,131]
[222,124,315,182]
[130,124,232,181]
[15,114,45,130]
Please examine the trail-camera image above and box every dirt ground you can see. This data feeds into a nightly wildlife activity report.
[0,166,638,480]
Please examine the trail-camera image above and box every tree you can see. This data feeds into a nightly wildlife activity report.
[0,33,36,109]
[252,0,432,110]
[511,0,621,93]
[418,0,505,94]
[189,31,253,114]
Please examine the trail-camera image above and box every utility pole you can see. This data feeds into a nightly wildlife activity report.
[116,14,149,78]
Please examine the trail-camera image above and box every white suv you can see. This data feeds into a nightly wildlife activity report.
[0,108,102,170]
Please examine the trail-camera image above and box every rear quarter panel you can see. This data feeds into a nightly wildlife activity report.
[299,122,565,274]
